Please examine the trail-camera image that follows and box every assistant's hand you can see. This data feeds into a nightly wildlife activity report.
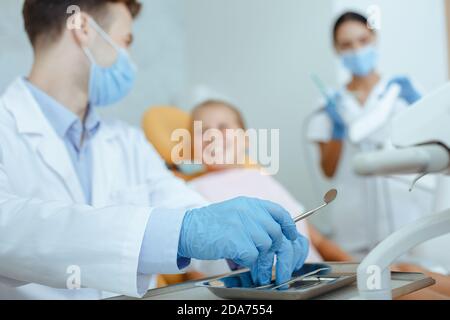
[387,76,422,105]
[178,197,309,286]
[324,93,346,140]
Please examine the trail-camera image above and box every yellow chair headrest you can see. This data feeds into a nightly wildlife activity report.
[142,106,191,166]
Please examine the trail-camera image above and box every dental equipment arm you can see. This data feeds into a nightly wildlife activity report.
[354,82,450,178]
[349,84,401,144]
[352,82,450,299]
[354,145,450,177]
[357,210,450,300]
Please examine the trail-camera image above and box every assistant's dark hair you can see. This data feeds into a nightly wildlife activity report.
[23,0,142,47]
[333,11,373,43]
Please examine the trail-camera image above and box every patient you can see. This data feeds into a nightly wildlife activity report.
[187,99,450,300]
[189,100,352,264]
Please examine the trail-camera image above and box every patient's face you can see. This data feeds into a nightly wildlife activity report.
[193,104,247,171]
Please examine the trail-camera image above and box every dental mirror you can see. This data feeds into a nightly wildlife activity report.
[323,189,337,204]
[293,189,337,223]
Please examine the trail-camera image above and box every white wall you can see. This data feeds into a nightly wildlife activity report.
[0,1,33,92]
[101,0,187,125]
[182,0,337,212]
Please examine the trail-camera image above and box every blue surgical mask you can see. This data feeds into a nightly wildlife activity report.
[83,18,137,107]
[177,162,206,176]
[341,45,378,77]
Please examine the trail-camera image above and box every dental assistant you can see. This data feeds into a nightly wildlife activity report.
[0,0,308,299]
[307,12,434,259]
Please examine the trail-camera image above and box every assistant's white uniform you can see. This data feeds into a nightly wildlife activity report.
[0,78,206,299]
[307,77,436,259]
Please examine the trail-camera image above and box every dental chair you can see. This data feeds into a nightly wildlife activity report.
[142,106,206,182]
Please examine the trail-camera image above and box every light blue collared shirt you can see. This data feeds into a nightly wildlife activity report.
[25,81,100,205]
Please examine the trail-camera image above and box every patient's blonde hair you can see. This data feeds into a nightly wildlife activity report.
[192,100,246,130]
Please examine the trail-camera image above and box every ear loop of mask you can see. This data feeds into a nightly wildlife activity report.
[82,17,120,65]
[82,46,96,64]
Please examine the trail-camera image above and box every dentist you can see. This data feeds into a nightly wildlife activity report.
[0,0,308,299]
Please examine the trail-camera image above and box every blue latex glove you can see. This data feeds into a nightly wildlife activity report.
[178,197,309,286]
[386,76,422,105]
[250,235,309,287]
[324,93,346,140]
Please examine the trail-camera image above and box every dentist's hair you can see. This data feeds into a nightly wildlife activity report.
[23,0,142,47]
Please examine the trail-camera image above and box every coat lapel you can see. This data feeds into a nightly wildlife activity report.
[90,124,119,207]
[2,78,85,203]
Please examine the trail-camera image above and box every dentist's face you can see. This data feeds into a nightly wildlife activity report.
[85,3,135,67]
[334,20,376,54]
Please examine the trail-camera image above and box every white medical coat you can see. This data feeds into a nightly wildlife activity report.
[0,78,206,299]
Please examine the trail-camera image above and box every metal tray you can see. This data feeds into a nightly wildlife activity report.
[108,262,435,300]
[196,263,357,300]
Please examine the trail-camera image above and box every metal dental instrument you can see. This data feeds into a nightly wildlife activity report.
[293,189,338,223]
[252,191,337,291]
[256,267,331,290]
[269,267,331,291]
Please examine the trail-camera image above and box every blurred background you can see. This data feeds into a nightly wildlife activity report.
[1,0,449,231]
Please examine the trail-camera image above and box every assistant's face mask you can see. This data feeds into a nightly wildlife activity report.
[83,18,137,107]
[340,45,378,77]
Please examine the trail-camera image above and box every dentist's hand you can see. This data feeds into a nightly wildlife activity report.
[387,76,422,105]
[250,235,309,287]
[324,93,346,140]
[178,197,309,286]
